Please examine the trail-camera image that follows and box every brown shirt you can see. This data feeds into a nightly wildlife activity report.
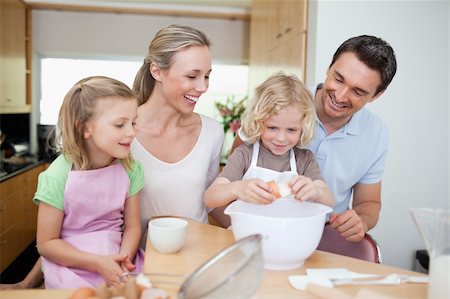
[220,143,324,182]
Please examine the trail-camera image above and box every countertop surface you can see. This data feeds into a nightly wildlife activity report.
[0,156,48,182]
[1,219,428,299]
[144,219,428,299]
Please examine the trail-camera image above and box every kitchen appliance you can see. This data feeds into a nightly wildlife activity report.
[411,208,450,299]
[0,136,32,177]
[225,198,332,270]
[1,138,30,158]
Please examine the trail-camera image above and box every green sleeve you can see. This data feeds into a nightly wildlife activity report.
[33,155,71,211]
[127,160,144,197]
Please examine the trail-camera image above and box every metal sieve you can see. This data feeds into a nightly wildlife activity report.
[121,234,264,299]
[178,234,264,299]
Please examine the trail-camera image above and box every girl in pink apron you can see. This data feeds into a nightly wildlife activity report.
[33,76,145,288]
[205,72,334,208]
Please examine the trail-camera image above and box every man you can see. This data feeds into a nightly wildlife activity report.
[309,35,396,242]
[232,35,397,243]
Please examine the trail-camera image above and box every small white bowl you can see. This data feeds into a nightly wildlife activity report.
[225,198,332,270]
[148,218,188,254]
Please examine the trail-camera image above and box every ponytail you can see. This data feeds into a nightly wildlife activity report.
[132,61,155,105]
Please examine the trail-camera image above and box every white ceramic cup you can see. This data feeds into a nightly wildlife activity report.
[148,218,188,254]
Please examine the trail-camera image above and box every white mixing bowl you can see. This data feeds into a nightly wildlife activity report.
[225,198,332,270]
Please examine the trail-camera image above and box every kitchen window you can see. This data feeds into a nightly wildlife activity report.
[38,57,249,125]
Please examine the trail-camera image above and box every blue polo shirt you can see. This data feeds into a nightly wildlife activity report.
[308,107,388,213]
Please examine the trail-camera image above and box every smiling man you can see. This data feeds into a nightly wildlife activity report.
[308,35,397,243]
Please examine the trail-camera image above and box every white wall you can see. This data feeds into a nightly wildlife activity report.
[32,10,249,64]
[307,0,449,270]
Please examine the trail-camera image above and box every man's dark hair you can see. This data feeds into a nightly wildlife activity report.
[330,35,397,96]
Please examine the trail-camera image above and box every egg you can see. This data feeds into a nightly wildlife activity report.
[277,181,291,197]
[69,287,97,299]
[267,181,281,198]
[267,180,291,198]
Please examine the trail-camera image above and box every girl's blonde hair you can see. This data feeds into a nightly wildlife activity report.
[57,76,137,170]
[132,24,211,105]
[241,72,316,148]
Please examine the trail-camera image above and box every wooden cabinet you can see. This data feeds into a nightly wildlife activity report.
[267,33,307,79]
[269,0,307,48]
[0,0,31,113]
[249,0,308,93]
[0,164,45,272]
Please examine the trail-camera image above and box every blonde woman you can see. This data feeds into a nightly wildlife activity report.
[34,76,144,288]
[205,72,334,208]
[131,24,225,243]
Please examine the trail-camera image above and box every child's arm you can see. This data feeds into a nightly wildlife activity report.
[204,176,276,208]
[289,176,335,207]
[36,202,126,286]
[118,193,142,272]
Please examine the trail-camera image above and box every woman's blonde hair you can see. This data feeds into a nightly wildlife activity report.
[57,76,137,170]
[241,72,316,148]
[132,24,211,105]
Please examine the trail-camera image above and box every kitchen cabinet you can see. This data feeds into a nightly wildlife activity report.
[249,0,308,93]
[269,0,307,48]
[0,0,31,113]
[267,33,307,80]
[0,164,45,272]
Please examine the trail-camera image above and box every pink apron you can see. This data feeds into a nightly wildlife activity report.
[42,163,144,289]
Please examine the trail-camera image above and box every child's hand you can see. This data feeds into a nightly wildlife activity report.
[289,175,320,202]
[235,178,276,204]
[120,257,136,273]
[95,254,129,286]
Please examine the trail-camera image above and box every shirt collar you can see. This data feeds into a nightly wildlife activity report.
[315,107,364,137]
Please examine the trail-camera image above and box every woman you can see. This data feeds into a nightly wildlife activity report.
[131,25,227,246]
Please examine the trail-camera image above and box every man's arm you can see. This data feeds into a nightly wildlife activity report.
[352,182,382,231]
[329,182,381,242]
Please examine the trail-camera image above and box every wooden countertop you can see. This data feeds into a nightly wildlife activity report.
[2,219,427,298]
[144,219,427,299]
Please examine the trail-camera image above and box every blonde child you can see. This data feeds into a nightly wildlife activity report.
[205,72,334,208]
[34,76,144,288]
